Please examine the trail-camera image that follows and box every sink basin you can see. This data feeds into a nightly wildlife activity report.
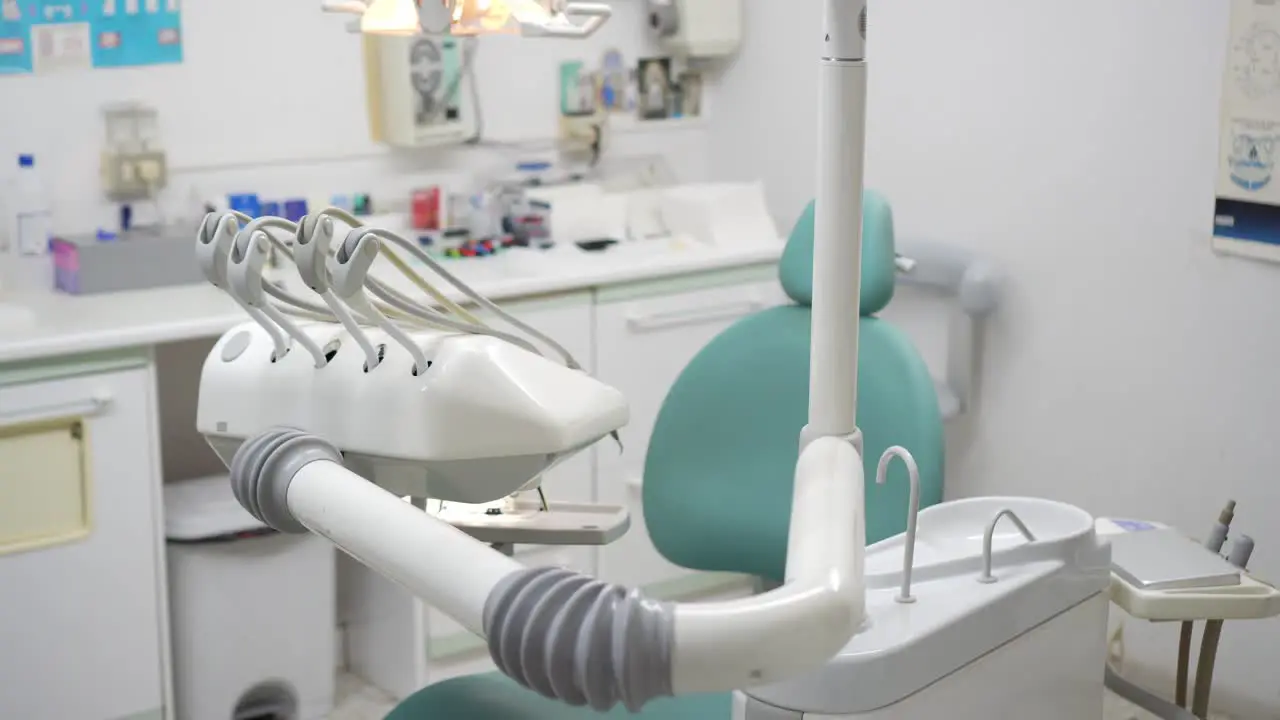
[865,496,1096,589]
[751,497,1111,715]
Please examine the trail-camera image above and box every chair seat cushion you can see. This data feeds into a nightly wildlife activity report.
[387,672,733,720]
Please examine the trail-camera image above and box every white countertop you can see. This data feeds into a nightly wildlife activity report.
[0,239,783,364]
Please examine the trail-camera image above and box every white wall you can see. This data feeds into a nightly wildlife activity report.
[0,0,709,234]
[712,1,1280,716]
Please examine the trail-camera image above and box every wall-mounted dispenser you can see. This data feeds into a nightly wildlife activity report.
[645,0,742,58]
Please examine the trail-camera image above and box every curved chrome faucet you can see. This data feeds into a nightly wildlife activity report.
[978,509,1036,584]
[876,446,920,604]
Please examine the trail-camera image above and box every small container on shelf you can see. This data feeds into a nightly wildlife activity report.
[412,187,442,230]
[284,199,309,222]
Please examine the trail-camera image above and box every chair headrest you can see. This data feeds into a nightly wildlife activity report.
[778,191,896,315]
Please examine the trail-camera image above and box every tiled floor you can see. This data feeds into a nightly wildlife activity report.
[330,674,398,720]
[328,673,1227,720]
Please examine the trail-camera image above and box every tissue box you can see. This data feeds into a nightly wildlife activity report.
[51,227,204,294]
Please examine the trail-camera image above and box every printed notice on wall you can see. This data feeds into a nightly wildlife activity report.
[1214,0,1280,262]
[0,0,181,76]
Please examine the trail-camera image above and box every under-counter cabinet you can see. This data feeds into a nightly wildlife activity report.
[593,267,787,596]
[0,358,169,720]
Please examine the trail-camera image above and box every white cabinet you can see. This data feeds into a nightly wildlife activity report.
[594,273,787,594]
[0,365,168,720]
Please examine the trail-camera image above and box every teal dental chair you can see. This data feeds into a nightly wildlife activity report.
[387,192,945,720]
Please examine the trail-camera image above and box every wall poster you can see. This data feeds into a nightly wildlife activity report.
[1214,0,1280,262]
[0,0,181,76]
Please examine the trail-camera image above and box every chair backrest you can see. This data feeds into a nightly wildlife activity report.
[642,193,944,583]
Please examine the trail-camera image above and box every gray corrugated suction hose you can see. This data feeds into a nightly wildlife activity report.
[228,427,343,534]
[483,566,677,712]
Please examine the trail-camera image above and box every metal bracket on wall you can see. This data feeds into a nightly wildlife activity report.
[894,241,1002,420]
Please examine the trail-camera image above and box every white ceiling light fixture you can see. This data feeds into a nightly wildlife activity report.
[322,0,611,37]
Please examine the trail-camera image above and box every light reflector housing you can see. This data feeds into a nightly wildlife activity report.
[325,0,611,38]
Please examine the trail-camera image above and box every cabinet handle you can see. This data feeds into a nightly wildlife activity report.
[625,475,643,490]
[0,394,114,426]
[626,299,765,333]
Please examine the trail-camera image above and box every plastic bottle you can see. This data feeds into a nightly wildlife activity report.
[11,154,51,256]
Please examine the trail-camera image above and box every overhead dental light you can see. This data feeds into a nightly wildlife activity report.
[324,0,612,38]
[359,0,422,34]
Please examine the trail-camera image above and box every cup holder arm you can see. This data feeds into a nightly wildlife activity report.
[876,447,921,604]
[978,509,1036,584]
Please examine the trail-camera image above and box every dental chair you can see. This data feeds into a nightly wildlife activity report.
[386,191,945,719]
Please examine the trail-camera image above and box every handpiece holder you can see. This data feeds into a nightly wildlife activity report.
[332,229,431,374]
[227,228,328,368]
[197,213,292,362]
[294,215,383,371]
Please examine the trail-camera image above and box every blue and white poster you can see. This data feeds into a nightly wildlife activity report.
[1214,0,1280,263]
[0,0,181,76]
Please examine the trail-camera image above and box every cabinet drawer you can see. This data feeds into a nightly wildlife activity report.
[0,368,165,720]
[594,280,787,591]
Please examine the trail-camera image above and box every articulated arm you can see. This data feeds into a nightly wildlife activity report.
[227,0,871,711]
[229,427,864,711]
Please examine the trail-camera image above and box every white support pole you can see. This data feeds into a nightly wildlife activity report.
[809,0,868,439]
[285,459,524,636]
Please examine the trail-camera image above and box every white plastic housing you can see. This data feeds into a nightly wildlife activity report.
[649,0,742,57]
[197,321,628,503]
